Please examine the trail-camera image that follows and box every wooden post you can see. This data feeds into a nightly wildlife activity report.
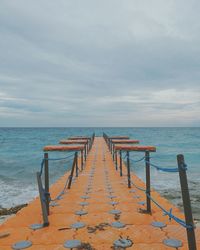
[145,151,151,213]
[119,150,122,176]
[177,154,196,250]
[127,151,131,188]
[44,153,50,215]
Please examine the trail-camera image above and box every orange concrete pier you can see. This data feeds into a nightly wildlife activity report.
[0,137,199,249]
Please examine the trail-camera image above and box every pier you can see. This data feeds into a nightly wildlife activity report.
[0,135,199,249]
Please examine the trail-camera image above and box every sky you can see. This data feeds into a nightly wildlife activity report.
[0,0,200,127]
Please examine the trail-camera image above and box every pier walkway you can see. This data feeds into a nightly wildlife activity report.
[0,137,199,249]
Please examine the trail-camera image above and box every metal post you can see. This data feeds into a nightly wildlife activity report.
[127,151,131,188]
[81,150,84,170]
[44,153,50,215]
[93,133,95,143]
[84,145,87,161]
[91,137,93,147]
[36,172,49,226]
[107,137,109,146]
[109,139,111,152]
[86,139,89,154]
[67,152,77,189]
[112,145,115,161]
[145,151,151,213]
[115,151,118,170]
[177,154,196,250]
[119,150,122,176]
[75,152,78,177]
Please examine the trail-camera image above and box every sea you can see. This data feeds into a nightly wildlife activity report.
[0,127,199,222]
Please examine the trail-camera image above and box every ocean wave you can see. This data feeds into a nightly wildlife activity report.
[0,179,38,208]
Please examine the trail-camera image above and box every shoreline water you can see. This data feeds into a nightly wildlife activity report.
[0,127,199,225]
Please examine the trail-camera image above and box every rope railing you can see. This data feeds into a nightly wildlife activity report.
[146,160,179,173]
[50,151,81,199]
[129,156,145,163]
[50,175,71,202]
[104,134,197,250]
[128,177,193,229]
[39,153,75,177]
[37,151,79,227]
[129,155,181,172]
[122,152,128,160]
[146,194,193,229]
[50,133,95,201]
[130,179,146,192]
[37,133,96,228]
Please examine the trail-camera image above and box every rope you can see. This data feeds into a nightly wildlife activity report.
[129,157,184,173]
[50,158,84,201]
[129,156,145,163]
[39,159,45,177]
[130,180,146,192]
[45,153,75,161]
[128,155,187,173]
[122,152,128,160]
[131,180,146,192]
[125,175,193,229]
[145,160,179,172]
[39,153,75,177]
[146,193,193,229]
[121,153,192,229]
[50,175,71,201]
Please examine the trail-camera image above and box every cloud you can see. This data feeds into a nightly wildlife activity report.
[0,0,200,126]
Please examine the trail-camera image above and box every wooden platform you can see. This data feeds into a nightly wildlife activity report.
[0,137,199,249]
[114,145,156,152]
[59,140,88,145]
[111,139,139,144]
[43,145,85,151]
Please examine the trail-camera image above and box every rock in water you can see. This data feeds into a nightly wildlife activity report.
[0,204,27,216]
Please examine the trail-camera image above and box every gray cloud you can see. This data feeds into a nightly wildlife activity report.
[0,0,200,126]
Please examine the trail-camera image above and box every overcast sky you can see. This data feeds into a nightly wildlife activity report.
[0,0,200,127]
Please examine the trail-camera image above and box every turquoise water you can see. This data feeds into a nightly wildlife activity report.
[0,127,199,221]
